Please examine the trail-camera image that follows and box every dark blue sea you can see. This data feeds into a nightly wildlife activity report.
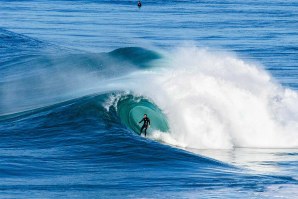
[0,0,298,198]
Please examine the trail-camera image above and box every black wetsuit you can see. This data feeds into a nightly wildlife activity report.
[139,117,150,136]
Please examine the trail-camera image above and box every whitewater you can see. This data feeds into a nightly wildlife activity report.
[99,46,298,149]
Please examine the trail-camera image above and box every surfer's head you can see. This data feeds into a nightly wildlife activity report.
[144,114,147,118]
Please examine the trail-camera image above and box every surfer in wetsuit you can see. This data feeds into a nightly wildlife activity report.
[137,1,142,8]
[139,114,150,137]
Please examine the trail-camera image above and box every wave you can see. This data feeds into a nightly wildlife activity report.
[1,44,298,150]
[0,91,233,170]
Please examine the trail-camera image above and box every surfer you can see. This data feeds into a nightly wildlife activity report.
[137,1,142,8]
[139,114,150,137]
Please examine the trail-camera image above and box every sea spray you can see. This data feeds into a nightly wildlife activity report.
[123,47,298,149]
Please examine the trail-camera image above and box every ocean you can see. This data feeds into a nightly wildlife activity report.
[0,0,297,198]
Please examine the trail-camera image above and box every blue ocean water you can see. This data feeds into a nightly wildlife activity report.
[0,0,298,198]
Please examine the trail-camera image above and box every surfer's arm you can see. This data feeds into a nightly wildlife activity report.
[139,118,144,123]
[148,119,151,126]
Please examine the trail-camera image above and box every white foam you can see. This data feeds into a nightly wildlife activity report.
[124,46,298,149]
[148,130,183,147]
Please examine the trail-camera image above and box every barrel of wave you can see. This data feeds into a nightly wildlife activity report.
[117,95,169,135]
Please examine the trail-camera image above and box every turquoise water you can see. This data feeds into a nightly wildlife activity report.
[0,0,298,198]
[117,95,169,134]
